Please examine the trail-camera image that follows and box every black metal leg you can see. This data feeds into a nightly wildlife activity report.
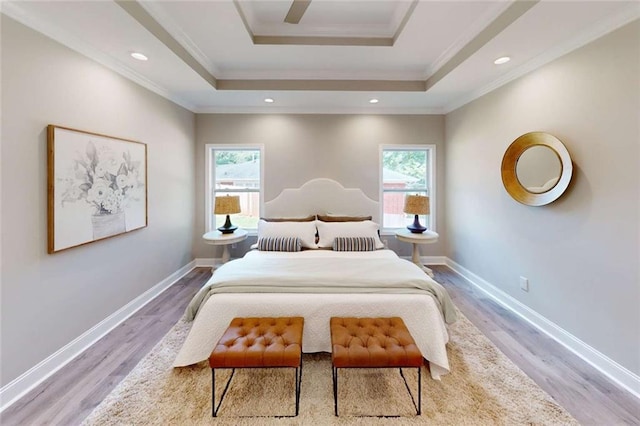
[213,364,303,418]
[300,360,303,394]
[211,368,216,417]
[295,359,302,416]
[399,367,421,415]
[417,367,422,415]
[331,367,338,417]
[212,368,235,417]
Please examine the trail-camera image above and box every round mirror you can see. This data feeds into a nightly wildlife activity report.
[516,145,562,194]
[501,132,573,206]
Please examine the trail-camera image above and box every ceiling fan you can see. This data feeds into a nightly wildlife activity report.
[284,0,312,24]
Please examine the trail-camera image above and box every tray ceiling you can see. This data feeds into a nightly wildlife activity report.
[2,0,638,114]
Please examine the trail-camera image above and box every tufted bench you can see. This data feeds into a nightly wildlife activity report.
[330,317,423,416]
[209,317,304,417]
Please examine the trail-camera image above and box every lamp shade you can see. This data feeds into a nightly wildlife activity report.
[214,195,241,215]
[403,195,430,215]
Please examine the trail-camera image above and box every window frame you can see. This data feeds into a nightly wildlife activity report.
[379,144,436,234]
[205,144,265,234]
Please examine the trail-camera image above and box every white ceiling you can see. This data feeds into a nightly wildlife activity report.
[2,0,638,114]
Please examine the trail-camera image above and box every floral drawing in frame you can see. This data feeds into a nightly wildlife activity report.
[47,125,147,253]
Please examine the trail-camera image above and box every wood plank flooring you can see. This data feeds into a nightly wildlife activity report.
[1,265,638,425]
[432,266,640,425]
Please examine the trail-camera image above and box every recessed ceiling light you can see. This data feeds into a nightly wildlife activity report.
[369,98,379,104]
[264,98,274,103]
[130,52,148,61]
[494,56,511,65]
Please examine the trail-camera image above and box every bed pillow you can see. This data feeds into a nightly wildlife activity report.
[257,219,318,249]
[260,215,316,222]
[316,220,384,249]
[317,214,372,222]
[257,236,302,252]
[332,237,377,252]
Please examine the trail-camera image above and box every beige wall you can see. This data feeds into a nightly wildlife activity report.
[445,21,640,375]
[194,114,445,258]
[0,16,196,385]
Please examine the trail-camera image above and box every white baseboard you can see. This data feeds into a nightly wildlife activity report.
[446,258,640,399]
[194,257,218,267]
[0,260,197,413]
[422,255,447,265]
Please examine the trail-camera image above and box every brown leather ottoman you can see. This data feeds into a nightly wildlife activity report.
[209,317,304,417]
[330,317,423,416]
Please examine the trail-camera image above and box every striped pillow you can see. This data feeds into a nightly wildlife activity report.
[332,237,377,252]
[257,236,302,252]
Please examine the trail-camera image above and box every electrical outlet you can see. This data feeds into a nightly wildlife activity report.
[383,239,389,248]
[519,276,529,292]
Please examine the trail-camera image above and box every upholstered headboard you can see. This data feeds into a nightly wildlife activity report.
[264,178,380,223]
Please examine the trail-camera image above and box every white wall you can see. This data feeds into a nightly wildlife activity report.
[194,114,445,258]
[0,16,196,385]
[445,21,639,375]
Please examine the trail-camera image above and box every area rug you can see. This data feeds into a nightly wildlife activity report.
[82,310,577,425]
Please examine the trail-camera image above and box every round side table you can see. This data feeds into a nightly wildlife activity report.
[394,228,439,277]
[202,229,248,269]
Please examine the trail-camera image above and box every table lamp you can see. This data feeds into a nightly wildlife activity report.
[403,194,430,233]
[214,195,241,234]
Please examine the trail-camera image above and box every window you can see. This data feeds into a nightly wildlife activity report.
[380,145,435,231]
[205,145,264,232]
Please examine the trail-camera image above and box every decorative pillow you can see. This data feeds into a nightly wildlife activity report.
[257,236,302,252]
[317,214,372,222]
[260,215,316,222]
[257,219,318,249]
[316,220,384,249]
[333,237,377,252]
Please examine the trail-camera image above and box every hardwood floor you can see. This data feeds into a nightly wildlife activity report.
[1,265,638,425]
[432,266,640,425]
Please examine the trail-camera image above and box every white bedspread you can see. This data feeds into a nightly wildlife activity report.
[173,250,455,379]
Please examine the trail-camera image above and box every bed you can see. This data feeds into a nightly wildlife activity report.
[174,178,457,379]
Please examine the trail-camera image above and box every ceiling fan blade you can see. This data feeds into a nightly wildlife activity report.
[284,0,312,24]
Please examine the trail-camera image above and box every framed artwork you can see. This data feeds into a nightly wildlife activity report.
[47,125,148,253]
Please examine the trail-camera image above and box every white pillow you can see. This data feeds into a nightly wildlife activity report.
[257,219,318,249]
[316,220,384,249]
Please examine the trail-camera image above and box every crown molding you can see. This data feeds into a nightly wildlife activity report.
[253,35,394,47]
[235,0,417,45]
[444,4,640,113]
[217,69,424,81]
[114,1,217,90]
[195,105,444,115]
[426,0,538,91]
[1,2,197,112]
[424,1,515,78]
[217,79,426,92]
[138,1,221,76]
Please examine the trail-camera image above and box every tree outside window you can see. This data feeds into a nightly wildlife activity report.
[381,146,435,230]
[207,146,263,232]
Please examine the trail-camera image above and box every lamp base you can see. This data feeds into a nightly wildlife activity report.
[217,214,237,234]
[407,214,426,234]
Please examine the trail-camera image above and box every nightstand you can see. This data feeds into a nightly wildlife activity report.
[394,228,439,277]
[202,228,248,267]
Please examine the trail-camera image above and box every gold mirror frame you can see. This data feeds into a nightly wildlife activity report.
[501,132,573,206]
